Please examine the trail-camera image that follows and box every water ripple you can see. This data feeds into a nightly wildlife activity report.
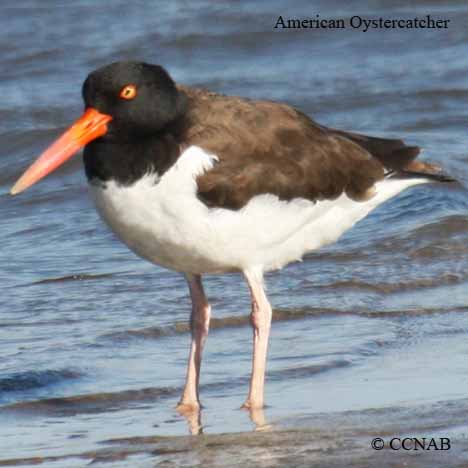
[0,369,81,393]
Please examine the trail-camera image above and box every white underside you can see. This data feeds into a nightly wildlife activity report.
[89,145,428,274]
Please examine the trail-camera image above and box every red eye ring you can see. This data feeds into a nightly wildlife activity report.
[120,84,137,100]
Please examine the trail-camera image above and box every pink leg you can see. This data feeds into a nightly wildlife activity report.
[177,274,211,413]
[242,270,272,409]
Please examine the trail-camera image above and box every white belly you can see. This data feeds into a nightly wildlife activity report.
[89,146,427,274]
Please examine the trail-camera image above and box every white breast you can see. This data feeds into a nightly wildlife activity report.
[89,146,427,274]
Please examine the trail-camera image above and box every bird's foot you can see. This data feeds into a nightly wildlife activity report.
[176,400,201,415]
[240,399,264,410]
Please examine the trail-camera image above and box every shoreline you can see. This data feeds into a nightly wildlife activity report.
[2,398,468,467]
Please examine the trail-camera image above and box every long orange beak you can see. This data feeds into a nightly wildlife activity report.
[10,108,112,195]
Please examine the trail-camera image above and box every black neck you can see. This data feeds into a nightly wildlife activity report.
[84,89,189,186]
[83,131,181,186]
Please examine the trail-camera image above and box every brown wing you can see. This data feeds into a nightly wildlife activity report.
[176,86,434,210]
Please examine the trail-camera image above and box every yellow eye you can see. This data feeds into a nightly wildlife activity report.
[119,84,137,100]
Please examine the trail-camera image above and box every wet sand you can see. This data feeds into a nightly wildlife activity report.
[2,398,468,467]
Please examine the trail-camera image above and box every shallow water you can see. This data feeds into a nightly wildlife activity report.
[1,0,468,466]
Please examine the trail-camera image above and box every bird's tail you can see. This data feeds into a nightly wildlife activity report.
[386,160,456,183]
[327,127,456,183]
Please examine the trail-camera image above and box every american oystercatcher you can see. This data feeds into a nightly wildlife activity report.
[11,61,453,412]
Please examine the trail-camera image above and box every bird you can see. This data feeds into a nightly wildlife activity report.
[10,61,454,413]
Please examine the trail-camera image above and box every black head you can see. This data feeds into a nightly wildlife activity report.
[9,61,187,194]
[82,61,186,139]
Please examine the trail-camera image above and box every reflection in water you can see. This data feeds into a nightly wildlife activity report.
[178,405,272,435]
[248,407,273,432]
[180,407,203,435]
